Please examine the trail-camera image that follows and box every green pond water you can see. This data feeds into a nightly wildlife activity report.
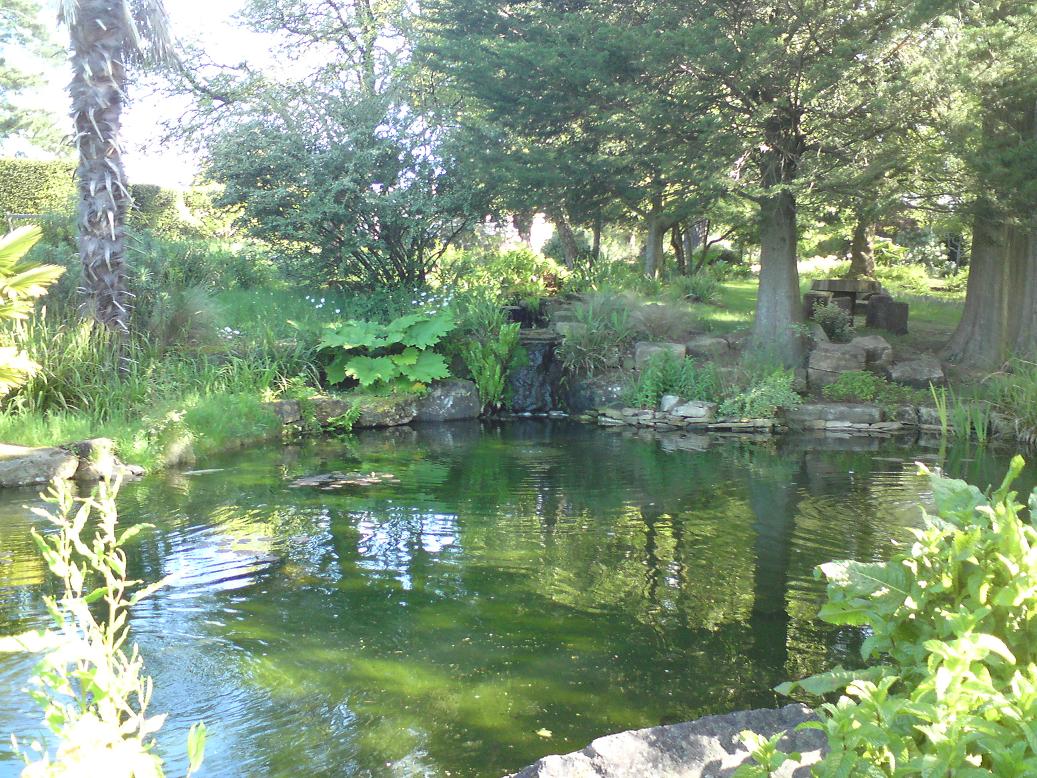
[0,422,1028,777]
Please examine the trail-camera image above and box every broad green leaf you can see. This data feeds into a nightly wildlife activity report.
[396,350,450,383]
[187,721,207,775]
[775,665,890,696]
[399,311,455,349]
[343,355,400,387]
[319,320,391,351]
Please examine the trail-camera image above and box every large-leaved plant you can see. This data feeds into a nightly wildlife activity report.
[318,310,454,391]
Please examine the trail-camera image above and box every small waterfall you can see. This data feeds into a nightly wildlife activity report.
[508,329,564,413]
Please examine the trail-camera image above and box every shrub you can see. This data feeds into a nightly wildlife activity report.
[437,247,568,306]
[988,359,1037,428]
[623,351,722,409]
[0,158,76,217]
[317,310,455,392]
[812,300,855,343]
[667,272,721,305]
[718,369,801,419]
[822,370,922,408]
[462,322,524,412]
[631,300,698,341]
[771,457,1037,776]
[557,293,636,375]
[1,478,206,777]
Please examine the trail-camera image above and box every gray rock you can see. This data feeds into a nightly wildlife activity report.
[672,401,717,421]
[510,704,823,778]
[309,396,353,424]
[888,357,945,389]
[0,444,79,488]
[555,321,589,340]
[565,371,630,414]
[792,368,808,394]
[357,396,418,428]
[850,335,893,370]
[266,399,302,424]
[918,406,943,426]
[894,405,919,425]
[785,403,883,425]
[659,394,682,413]
[634,341,687,369]
[807,342,866,390]
[72,438,118,481]
[414,379,481,422]
[684,335,730,360]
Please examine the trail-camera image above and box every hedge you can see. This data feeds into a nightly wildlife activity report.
[0,158,237,238]
[0,159,76,220]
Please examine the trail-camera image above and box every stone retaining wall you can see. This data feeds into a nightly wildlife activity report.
[582,401,1037,446]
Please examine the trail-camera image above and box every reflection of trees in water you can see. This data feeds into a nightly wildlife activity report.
[1,426,1021,777]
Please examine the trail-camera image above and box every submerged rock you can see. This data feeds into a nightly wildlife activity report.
[288,471,400,490]
[510,704,823,777]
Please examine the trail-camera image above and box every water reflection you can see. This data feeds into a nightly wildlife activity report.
[0,423,1028,777]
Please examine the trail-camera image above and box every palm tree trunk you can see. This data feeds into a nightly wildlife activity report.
[70,0,133,334]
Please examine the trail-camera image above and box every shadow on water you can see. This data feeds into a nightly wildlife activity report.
[0,422,1029,777]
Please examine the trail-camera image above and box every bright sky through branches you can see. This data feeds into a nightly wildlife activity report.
[18,0,271,186]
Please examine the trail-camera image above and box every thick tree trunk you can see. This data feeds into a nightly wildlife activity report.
[513,210,534,246]
[549,208,579,269]
[846,216,875,279]
[943,203,1017,369]
[670,225,686,275]
[1012,231,1037,357]
[71,0,132,334]
[642,209,667,278]
[752,189,803,364]
[685,219,706,271]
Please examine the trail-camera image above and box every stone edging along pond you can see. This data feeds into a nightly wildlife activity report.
[582,399,1037,448]
[5,378,1037,490]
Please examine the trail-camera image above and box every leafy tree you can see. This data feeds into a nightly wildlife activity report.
[424,1,731,277]
[60,0,175,334]
[940,2,1037,368]
[0,0,63,150]
[208,94,475,286]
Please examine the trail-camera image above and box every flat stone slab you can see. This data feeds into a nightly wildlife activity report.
[684,335,730,359]
[785,403,883,425]
[510,704,823,778]
[888,357,945,388]
[0,444,79,488]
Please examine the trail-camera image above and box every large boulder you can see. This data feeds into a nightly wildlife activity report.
[888,357,946,389]
[807,342,866,391]
[510,704,823,778]
[414,379,481,422]
[563,371,629,414]
[310,395,417,428]
[0,444,79,488]
[634,341,686,369]
[684,335,730,360]
[266,399,302,424]
[849,335,893,371]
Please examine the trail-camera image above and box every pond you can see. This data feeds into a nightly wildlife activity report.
[0,422,1027,777]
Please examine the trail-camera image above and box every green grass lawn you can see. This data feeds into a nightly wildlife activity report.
[686,271,964,353]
